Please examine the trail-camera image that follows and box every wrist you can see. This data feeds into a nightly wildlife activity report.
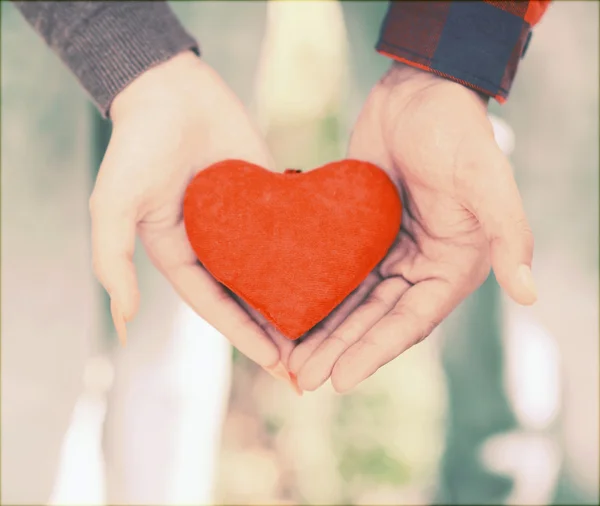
[383,61,438,89]
[383,62,490,108]
[109,51,210,123]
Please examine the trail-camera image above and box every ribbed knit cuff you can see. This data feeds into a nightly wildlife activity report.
[62,2,199,117]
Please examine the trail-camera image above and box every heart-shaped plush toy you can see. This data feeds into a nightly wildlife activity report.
[183,159,402,340]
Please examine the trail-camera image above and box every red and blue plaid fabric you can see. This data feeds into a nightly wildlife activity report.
[377,1,551,103]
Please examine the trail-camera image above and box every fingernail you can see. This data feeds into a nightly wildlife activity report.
[110,299,128,347]
[265,362,303,396]
[517,264,538,304]
[288,372,303,397]
[264,361,290,382]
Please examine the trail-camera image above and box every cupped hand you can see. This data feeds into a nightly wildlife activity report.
[90,51,295,372]
[289,62,537,393]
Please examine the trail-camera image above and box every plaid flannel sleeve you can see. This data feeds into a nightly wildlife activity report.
[376,1,551,103]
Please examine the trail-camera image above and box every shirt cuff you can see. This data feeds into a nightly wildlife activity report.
[63,2,199,117]
[376,1,534,103]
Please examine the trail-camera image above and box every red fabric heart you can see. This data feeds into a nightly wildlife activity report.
[183,159,402,340]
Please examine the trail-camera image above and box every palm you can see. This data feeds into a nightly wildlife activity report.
[375,82,492,305]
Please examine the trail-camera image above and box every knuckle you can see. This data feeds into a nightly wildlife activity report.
[413,333,428,346]
[512,217,535,258]
[421,319,441,341]
[389,305,439,345]
[516,217,534,242]
[362,291,386,308]
[389,303,420,325]
[327,332,350,349]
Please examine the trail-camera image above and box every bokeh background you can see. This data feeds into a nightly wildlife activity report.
[1,1,598,505]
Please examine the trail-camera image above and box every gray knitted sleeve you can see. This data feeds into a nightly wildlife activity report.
[13,1,199,117]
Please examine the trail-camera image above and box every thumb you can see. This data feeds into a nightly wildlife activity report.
[89,172,140,346]
[458,138,537,305]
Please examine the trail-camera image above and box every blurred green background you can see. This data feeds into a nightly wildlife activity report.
[2,1,598,505]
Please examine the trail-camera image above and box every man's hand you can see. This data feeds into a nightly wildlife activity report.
[289,62,537,393]
[90,51,287,369]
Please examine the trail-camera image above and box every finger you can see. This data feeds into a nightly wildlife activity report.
[233,295,296,364]
[296,277,410,392]
[167,263,279,369]
[288,272,381,375]
[89,188,139,347]
[264,361,303,396]
[110,297,129,346]
[262,326,297,375]
[142,223,279,369]
[292,117,397,380]
[457,138,537,305]
[232,296,302,395]
[330,278,457,393]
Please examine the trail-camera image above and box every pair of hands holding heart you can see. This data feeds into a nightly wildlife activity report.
[91,51,537,394]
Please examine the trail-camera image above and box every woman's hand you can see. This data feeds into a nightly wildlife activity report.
[90,51,286,370]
